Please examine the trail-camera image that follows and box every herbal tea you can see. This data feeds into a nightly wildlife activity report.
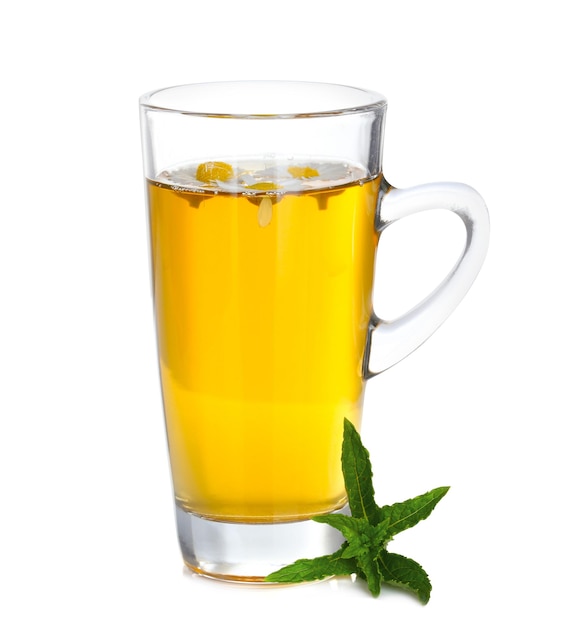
[148,159,380,522]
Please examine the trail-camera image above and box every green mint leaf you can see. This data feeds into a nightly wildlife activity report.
[377,551,432,604]
[316,513,390,597]
[313,513,370,545]
[264,547,355,583]
[356,551,383,597]
[342,418,381,524]
[378,486,450,538]
[265,420,450,603]
[341,542,367,560]
[315,514,376,559]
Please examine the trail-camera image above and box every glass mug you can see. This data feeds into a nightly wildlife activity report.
[139,81,489,582]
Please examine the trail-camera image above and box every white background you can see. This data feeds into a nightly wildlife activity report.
[1,0,581,623]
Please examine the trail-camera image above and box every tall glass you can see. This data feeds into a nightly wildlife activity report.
[139,81,489,581]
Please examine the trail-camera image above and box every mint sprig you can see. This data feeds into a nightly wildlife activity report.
[265,419,449,602]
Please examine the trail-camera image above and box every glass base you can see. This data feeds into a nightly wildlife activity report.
[175,503,348,582]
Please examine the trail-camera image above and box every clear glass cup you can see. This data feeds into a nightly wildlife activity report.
[139,81,489,582]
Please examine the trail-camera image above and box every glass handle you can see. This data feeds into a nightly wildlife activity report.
[366,180,490,376]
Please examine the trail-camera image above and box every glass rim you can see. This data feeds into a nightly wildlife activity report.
[139,80,387,119]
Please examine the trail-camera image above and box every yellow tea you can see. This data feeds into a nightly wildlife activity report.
[148,160,380,522]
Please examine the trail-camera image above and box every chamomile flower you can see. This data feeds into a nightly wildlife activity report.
[157,158,369,198]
